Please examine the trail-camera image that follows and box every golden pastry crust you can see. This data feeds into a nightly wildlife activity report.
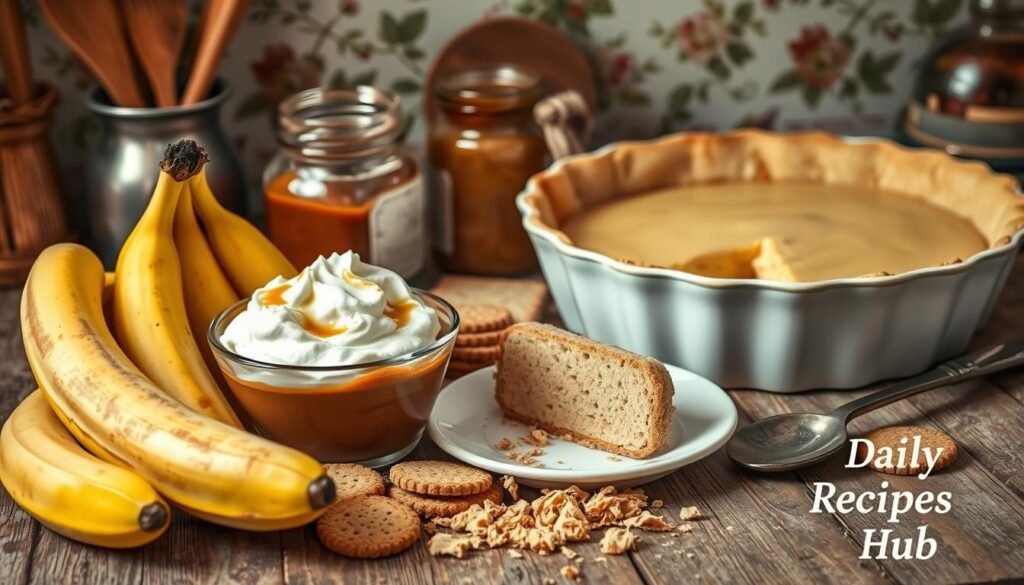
[520,130,1024,278]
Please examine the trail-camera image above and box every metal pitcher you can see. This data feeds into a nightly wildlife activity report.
[85,79,247,267]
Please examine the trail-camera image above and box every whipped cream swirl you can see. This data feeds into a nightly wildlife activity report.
[220,251,440,367]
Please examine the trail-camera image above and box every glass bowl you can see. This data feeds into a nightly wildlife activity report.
[208,290,459,467]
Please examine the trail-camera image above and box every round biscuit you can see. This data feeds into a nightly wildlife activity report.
[458,304,513,334]
[857,426,958,476]
[388,484,503,518]
[456,329,506,347]
[316,495,421,558]
[452,344,502,364]
[323,463,386,501]
[389,460,493,496]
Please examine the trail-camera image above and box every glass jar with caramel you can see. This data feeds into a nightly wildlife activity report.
[264,87,425,278]
[428,66,548,275]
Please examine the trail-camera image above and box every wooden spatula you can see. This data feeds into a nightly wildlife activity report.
[121,0,187,108]
[38,0,146,107]
[0,0,34,104]
[181,0,250,105]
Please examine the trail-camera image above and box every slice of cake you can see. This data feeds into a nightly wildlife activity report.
[494,323,675,459]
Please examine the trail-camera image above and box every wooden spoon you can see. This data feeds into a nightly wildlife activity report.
[38,0,145,107]
[0,0,34,104]
[121,0,187,108]
[181,0,250,105]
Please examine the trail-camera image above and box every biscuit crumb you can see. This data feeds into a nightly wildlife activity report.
[679,506,701,521]
[687,552,696,559]
[677,523,694,534]
[556,459,565,464]
[501,475,520,501]
[651,499,664,509]
[543,579,556,585]
[427,533,483,558]
[599,528,637,555]
[594,556,608,563]
[623,510,674,532]
[495,438,515,450]
[606,456,621,462]
[560,565,580,581]
[726,526,734,531]
[524,428,550,447]
[561,546,578,559]
[508,549,524,559]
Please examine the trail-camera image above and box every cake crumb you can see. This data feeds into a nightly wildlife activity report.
[679,506,701,521]
[606,456,621,462]
[599,528,637,555]
[501,475,520,501]
[495,438,516,450]
[651,499,664,509]
[507,448,545,467]
[560,565,580,581]
[523,428,549,447]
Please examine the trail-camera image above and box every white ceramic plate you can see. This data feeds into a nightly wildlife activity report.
[427,364,738,490]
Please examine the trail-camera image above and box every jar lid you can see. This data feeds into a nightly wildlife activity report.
[276,86,405,160]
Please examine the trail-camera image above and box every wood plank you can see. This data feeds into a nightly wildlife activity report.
[0,289,38,585]
[629,410,887,585]
[282,439,645,585]
[733,383,1024,583]
[28,531,143,585]
[142,514,283,585]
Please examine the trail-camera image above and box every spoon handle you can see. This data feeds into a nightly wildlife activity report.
[831,338,1024,422]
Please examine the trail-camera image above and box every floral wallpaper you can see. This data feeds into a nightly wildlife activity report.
[16,0,967,213]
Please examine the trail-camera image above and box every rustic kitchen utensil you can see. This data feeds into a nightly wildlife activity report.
[181,0,250,105]
[423,17,597,123]
[0,0,34,105]
[727,339,1024,472]
[0,85,72,285]
[121,0,187,108]
[38,0,145,108]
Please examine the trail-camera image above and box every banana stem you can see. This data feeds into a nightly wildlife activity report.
[160,140,208,182]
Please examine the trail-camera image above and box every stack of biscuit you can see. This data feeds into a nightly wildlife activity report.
[447,304,513,379]
[431,276,550,379]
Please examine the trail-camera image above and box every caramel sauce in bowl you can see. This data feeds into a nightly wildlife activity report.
[208,290,459,467]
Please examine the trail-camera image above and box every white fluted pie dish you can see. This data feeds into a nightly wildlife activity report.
[517,131,1024,392]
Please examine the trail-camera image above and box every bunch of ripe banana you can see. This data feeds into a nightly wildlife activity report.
[1,140,336,548]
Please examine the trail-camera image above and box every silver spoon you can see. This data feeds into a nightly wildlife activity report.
[727,339,1024,472]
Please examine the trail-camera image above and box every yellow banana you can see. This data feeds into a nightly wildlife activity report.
[0,391,170,548]
[173,184,239,383]
[113,145,240,427]
[21,242,335,530]
[189,166,297,296]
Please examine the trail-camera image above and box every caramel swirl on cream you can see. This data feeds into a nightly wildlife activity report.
[220,251,439,368]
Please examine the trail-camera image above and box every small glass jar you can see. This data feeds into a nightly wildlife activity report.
[428,65,548,275]
[264,87,425,278]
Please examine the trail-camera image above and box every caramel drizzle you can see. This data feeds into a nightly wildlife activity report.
[384,300,416,328]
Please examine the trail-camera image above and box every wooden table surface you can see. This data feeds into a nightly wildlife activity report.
[4,261,1024,585]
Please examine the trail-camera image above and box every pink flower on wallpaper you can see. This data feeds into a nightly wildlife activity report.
[250,44,323,104]
[566,1,585,20]
[677,12,730,65]
[339,0,359,15]
[607,53,633,89]
[787,25,851,88]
